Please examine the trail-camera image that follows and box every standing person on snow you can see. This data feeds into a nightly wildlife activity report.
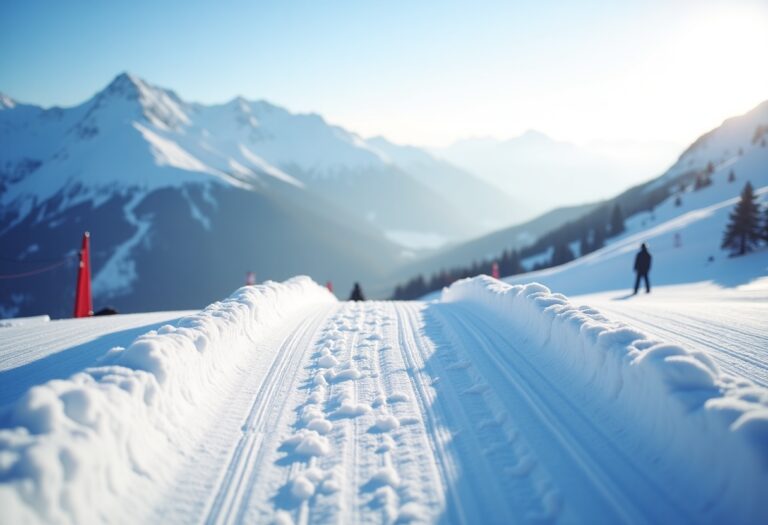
[349,282,366,301]
[633,243,652,295]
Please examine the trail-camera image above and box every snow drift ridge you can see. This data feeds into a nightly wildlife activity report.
[0,277,336,524]
[442,275,768,523]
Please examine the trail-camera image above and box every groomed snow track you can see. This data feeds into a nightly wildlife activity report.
[1,277,767,524]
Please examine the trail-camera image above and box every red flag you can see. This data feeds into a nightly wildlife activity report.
[326,281,333,293]
[74,232,93,318]
[491,261,500,279]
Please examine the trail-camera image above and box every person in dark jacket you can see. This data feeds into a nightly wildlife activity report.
[349,282,365,301]
[633,243,652,294]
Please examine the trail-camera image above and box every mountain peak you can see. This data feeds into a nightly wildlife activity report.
[101,72,145,100]
[89,72,190,130]
[0,92,16,110]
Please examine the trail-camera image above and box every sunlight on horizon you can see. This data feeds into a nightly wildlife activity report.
[2,0,766,151]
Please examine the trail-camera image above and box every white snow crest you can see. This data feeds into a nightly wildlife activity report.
[0,277,336,524]
[441,275,768,523]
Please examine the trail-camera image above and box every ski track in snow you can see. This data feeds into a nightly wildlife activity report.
[578,298,768,387]
[181,300,707,523]
[2,288,766,523]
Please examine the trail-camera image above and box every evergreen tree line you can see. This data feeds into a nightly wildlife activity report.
[392,248,524,300]
[389,165,716,300]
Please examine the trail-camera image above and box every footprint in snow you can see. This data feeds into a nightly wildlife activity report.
[330,399,372,419]
[317,354,339,368]
[281,429,331,457]
[376,434,396,453]
[387,393,409,403]
[364,466,401,490]
[327,367,362,383]
[369,415,400,433]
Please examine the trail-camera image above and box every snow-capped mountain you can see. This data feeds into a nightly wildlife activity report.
[2,73,515,316]
[1,73,492,237]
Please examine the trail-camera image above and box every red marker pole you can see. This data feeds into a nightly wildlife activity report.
[491,261,500,279]
[73,232,93,318]
[326,281,333,293]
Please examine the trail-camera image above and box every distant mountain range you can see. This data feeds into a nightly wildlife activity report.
[434,130,681,217]
[2,72,765,317]
[0,73,520,316]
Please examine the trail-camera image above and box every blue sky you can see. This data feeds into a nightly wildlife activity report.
[2,0,767,147]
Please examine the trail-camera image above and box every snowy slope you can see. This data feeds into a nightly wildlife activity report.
[1,276,766,524]
[509,126,768,295]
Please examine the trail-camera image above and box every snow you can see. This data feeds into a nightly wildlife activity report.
[0,72,386,233]
[0,92,17,109]
[0,277,334,523]
[1,274,767,523]
[91,193,152,297]
[574,279,768,386]
[442,276,768,523]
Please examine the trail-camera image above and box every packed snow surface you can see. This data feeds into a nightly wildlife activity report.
[1,276,767,524]
[574,279,768,387]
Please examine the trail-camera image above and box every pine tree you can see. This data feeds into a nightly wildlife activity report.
[609,204,625,236]
[721,182,762,256]
[579,230,590,256]
[551,241,575,266]
[728,170,736,183]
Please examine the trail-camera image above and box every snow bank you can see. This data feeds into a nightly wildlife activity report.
[0,277,335,524]
[442,275,768,523]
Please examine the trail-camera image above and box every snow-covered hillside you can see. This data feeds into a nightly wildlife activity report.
[510,101,768,295]
[1,276,766,524]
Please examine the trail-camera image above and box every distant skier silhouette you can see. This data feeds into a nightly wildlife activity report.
[348,282,366,301]
[633,243,652,295]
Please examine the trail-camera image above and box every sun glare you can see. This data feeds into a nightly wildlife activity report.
[620,3,768,142]
[672,5,768,105]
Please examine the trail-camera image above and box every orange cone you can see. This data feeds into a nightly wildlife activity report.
[74,232,93,318]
